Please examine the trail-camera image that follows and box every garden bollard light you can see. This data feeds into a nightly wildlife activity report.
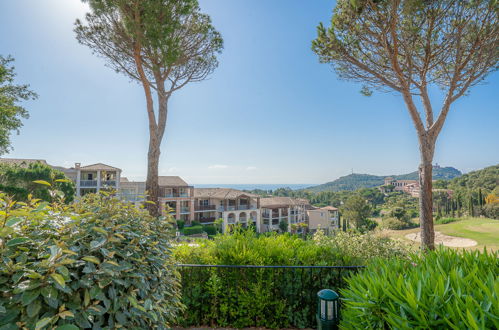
[317,289,339,330]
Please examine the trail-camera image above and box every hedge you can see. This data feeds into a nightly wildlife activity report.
[183,225,204,236]
[173,229,408,328]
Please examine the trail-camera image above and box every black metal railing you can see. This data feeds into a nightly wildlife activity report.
[175,264,365,328]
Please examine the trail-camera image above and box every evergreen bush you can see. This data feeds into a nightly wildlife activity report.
[0,192,181,329]
[173,229,408,328]
[202,225,217,236]
[183,225,204,236]
[435,217,458,225]
[341,248,499,329]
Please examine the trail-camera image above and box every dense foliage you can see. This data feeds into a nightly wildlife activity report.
[0,162,75,203]
[341,248,499,329]
[0,193,181,329]
[433,164,499,218]
[307,167,461,193]
[173,229,407,328]
[0,55,37,155]
[341,195,375,232]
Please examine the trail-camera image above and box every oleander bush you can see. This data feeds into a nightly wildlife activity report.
[340,248,499,329]
[173,229,408,328]
[0,192,181,329]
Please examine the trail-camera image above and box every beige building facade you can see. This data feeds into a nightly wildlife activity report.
[307,206,339,233]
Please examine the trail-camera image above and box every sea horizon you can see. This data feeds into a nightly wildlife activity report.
[192,183,316,191]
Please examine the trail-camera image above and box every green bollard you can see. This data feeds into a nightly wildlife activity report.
[317,289,340,330]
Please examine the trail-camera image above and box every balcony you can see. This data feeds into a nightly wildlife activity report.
[165,193,189,198]
[80,180,97,187]
[198,217,216,224]
[101,180,116,187]
[195,205,217,212]
[180,207,190,213]
[219,205,257,212]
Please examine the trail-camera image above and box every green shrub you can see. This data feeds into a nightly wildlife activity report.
[0,192,181,329]
[202,225,217,236]
[382,216,417,230]
[341,248,499,329]
[0,162,75,203]
[173,229,408,328]
[190,220,201,227]
[176,219,185,230]
[183,225,204,236]
[435,217,458,224]
[483,203,499,219]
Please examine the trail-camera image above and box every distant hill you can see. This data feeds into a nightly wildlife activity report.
[307,166,462,192]
[445,164,498,192]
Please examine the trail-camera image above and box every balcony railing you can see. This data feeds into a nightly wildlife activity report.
[195,205,217,212]
[80,180,97,187]
[165,193,189,198]
[180,207,190,213]
[198,217,216,224]
[219,205,257,212]
[101,180,116,186]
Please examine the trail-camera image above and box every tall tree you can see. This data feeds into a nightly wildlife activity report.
[75,0,223,215]
[341,194,372,232]
[312,0,498,249]
[0,56,37,155]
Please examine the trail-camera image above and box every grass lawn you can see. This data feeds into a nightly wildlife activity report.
[381,217,499,251]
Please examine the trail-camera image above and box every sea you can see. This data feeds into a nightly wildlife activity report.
[193,184,315,191]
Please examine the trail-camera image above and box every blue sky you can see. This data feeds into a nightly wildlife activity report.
[1,0,498,184]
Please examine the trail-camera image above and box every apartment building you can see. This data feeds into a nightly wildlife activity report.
[1,158,343,234]
[117,177,262,233]
[260,197,309,232]
[307,206,339,233]
[193,188,261,232]
[61,163,122,197]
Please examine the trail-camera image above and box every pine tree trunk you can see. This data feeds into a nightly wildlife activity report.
[146,134,161,216]
[418,155,435,250]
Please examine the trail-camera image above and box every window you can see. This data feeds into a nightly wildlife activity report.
[87,173,93,180]
[200,200,209,206]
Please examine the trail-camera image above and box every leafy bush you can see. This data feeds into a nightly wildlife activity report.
[341,248,499,329]
[176,220,185,230]
[202,225,217,236]
[483,203,499,219]
[183,225,204,236]
[382,216,416,230]
[0,192,181,329]
[435,217,458,225]
[190,221,201,227]
[173,229,407,328]
[0,162,75,203]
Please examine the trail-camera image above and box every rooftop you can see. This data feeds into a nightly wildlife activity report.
[194,188,258,199]
[158,176,189,187]
[78,163,122,172]
[260,197,309,208]
[0,158,48,167]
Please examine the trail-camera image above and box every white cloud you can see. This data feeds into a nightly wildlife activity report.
[246,166,257,171]
[208,164,229,169]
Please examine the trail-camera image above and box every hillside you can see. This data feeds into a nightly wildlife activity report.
[307,166,462,192]
[444,164,498,192]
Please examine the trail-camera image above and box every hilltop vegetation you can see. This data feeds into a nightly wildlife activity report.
[307,166,462,193]
[435,164,498,192]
